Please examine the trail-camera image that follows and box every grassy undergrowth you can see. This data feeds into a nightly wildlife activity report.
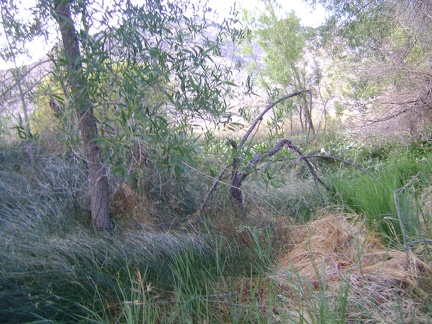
[328,151,432,245]
[0,143,279,322]
[1,133,432,323]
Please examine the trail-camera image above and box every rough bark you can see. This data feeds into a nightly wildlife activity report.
[229,139,245,205]
[53,0,111,229]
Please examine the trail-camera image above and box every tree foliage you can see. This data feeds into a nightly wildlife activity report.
[1,0,240,228]
[240,0,318,138]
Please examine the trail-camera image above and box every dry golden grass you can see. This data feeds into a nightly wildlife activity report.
[274,212,432,323]
[110,182,156,229]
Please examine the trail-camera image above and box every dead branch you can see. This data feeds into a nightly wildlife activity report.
[228,91,314,205]
[298,154,379,180]
[286,141,330,192]
[192,91,323,216]
[200,163,232,214]
[238,90,311,150]
[182,161,281,223]
[229,139,330,206]
[0,59,51,99]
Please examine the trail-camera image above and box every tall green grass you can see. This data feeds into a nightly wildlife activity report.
[0,143,280,322]
[328,151,432,245]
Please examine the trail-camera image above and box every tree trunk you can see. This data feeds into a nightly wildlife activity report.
[53,0,111,229]
[303,96,315,136]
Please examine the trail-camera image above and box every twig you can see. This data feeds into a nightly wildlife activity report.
[407,239,432,247]
[393,172,420,269]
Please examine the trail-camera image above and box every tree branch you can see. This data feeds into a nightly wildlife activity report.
[0,59,51,99]
[238,90,311,150]
[229,138,330,206]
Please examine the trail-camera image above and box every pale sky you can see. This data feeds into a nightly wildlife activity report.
[209,0,326,27]
[0,0,326,70]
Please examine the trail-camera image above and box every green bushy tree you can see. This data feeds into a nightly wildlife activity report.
[240,0,319,138]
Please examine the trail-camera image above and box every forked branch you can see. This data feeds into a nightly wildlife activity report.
[229,139,329,205]
[238,90,311,150]
[195,91,322,218]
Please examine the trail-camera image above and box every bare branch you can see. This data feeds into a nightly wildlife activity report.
[286,141,330,192]
[238,90,311,150]
[229,138,330,206]
[298,154,378,180]
[0,59,51,99]
[200,163,232,214]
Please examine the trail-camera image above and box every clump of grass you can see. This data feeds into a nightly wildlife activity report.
[328,152,432,244]
[3,131,432,323]
[1,209,231,323]
[274,213,432,323]
[252,177,324,223]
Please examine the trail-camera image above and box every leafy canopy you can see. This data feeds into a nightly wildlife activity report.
[19,0,242,178]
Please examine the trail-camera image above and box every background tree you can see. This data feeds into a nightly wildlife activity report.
[240,0,319,140]
[0,1,49,163]
[311,0,432,133]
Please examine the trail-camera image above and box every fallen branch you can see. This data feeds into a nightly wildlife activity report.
[286,141,330,192]
[297,154,375,177]
[230,91,314,205]
[182,162,281,223]
[190,91,322,218]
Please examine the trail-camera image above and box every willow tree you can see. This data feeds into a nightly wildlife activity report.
[2,0,238,229]
[50,0,110,228]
